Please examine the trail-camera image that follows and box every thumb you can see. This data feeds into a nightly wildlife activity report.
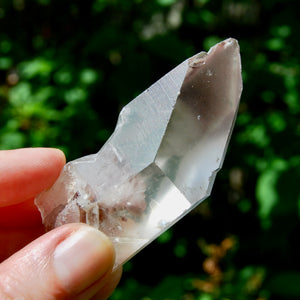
[0,223,121,300]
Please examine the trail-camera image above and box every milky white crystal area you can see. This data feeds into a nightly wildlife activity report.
[35,38,242,267]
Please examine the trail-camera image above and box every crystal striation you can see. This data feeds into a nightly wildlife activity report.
[35,38,243,267]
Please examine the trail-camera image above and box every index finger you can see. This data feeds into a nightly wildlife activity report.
[0,148,66,207]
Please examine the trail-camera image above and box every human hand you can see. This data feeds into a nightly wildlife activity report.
[0,148,122,299]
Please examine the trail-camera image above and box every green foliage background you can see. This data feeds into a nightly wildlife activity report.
[1,0,300,299]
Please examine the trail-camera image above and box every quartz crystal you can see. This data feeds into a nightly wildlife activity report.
[35,38,242,267]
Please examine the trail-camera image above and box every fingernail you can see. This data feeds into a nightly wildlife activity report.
[54,148,66,164]
[53,226,114,293]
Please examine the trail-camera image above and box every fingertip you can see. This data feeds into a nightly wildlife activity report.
[0,147,66,206]
[0,224,117,299]
[49,148,66,167]
[32,147,66,176]
[53,225,115,294]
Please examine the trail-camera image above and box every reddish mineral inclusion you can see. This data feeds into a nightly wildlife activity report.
[35,38,242,268]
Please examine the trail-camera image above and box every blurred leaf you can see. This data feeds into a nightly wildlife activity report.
[157,0,176,6]
[0,56,13,69]
[237,122,270,148]
[267,111,286,132]
[196,0,210,5]
[256,159,287,227]
[80,68,98,85]
[20,57,54,79]
[64,88,87,104]
[148,276,187,300]
[199,10,215,23]
[54,68,73,85]
[284,90,300,113]
[157,229,173,244]
[8,82,32,106]
[271,25,291,38]
[0,132,25,149]
[174,238,187,258]
[203,36,222,51]
[197,294,213,300]
[266,38,284,51]
[0,40,12,53]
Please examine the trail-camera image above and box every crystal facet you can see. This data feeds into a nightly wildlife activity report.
[35,38,242,267]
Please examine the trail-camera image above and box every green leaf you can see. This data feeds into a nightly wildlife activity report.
[256,159,288,227]
[203,36,222,51]
[0,40,12,53]
[64,88,87,104]
[284,90,300,113]
[0,132,25,149]
[156,0,176,6]
[20,57,54,79]
[271,25,291,38]
[267,112,286,132]
[174,238,187,258]
[54,68,73,85]
[0,57,13,69]
[148,276,186,299]
[8,82,32,106]
[157,229,173,243]
[237,123,270,148]
[80,68,98,85]
[266,38,284,51]
[197,294,213,300]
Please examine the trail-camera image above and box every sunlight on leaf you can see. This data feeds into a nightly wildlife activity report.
[20,57,54,79]
[64,88,87,104]
[256,159,288,228]
[0,132,25,149]
[8,82,31,106]
[266,38,284,51]
[157,0,176,6]
[80,68,98,85]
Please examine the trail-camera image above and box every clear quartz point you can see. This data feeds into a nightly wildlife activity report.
[35,38,243,268]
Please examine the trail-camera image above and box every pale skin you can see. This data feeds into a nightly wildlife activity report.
[0,148,122,300]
